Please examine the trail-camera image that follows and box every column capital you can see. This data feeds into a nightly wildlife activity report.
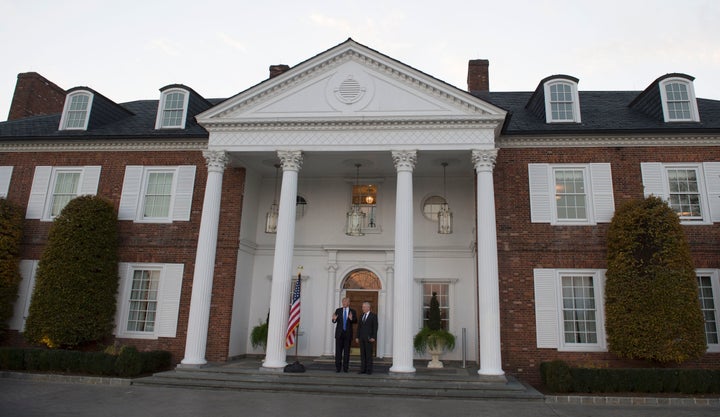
[278,150,303,171]
[203,150,228,173]
[471,149,498,172]
[391,150,417,172]
[326,263,339,272]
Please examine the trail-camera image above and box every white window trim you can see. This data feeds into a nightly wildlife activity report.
[0,166,13,197]
[697,269,720,353]
[543,80,581,123]
[659,78,700,122]
[640,162,717,225]
[115,262,184,339]
[534,268,607,352]
[10,260,39,332]
[414,278,458,334]
[118,165,196,223]
[528,163,614,225]
[26,166,102,221]
[155,89,190,129]
[58,91,94,131]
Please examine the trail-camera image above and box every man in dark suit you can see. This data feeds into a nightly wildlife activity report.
[331,297,357,372]
[355,301,378,374]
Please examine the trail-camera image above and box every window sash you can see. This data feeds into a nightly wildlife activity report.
[554,169,587,220]
[64,95,90,129]
[665,83,692,120]
[143,172,174,219]
[50,172,80,217]
[422,283,450,330]
[698,275,719,345]
[127,269,160,333]
[550,83,574,121]
[667,168,702,219]
[561,275,598,344]
[161,92,186,127]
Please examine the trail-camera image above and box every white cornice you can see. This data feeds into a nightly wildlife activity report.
[497,134,720,148]
[202,117,504,132]
[0,139,208,152]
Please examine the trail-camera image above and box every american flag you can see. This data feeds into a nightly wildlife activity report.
[285,273,302,349]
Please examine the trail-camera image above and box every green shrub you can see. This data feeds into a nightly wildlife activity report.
[115,346,143,377]
[605,196,707,363]
[540,360,573,393]
[24,196,119,349]
[0,198,24,339]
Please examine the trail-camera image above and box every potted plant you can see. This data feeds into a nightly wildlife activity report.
[413,292,455,368]
[250,311,269,352]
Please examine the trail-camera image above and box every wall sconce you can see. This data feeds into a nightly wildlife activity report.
[438,162,453,234]
[265,164,280,234]
[345,164,365,236]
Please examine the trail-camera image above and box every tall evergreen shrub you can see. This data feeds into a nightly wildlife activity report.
[24,196,119,348]
[0,198,24,338]
[605,196,706,363]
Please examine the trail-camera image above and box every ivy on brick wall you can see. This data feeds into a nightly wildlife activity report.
[605,196,706,363]
[24,195,119,349]
[0,198,23,339]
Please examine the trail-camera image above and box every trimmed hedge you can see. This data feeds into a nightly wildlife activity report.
[541,360,720,394]
[0,198,24,339]
[0,346,172,378]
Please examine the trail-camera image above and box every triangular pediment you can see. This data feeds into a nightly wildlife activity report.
[197,39,505,126]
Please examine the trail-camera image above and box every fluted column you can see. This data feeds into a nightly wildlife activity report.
[263,151,303,369]
[390,150,417,373]
[472,149,505,378]
[181,150,228,366]
[324,262,339,356]
[384,263,394,359]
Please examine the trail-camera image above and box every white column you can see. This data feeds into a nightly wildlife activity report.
[323,262,338,356]
[390,150,417,374]
[181,150,228,366]
[383,263,394,359]
[263,150,303,369]
[472,149,505,378]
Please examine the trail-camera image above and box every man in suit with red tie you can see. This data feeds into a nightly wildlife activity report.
[356,301,378,374]
[332,297,357,372]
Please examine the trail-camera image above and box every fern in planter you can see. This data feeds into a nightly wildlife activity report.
[413,292,455,365]
[250,311,269,351]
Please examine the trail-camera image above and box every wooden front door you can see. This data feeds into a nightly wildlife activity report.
[345,290,378,354]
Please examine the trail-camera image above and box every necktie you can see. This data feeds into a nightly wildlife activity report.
[343,308,347,330]
[363,313,367,322]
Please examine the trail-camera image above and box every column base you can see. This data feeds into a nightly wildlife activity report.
[389,365,416,374]
[180,357,207,367]
[261,360,288,370]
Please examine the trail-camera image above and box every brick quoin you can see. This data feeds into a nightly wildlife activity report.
[494,145,720,384]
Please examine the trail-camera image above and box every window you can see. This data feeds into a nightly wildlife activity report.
[543,80,581,123]
[422,195,447,221]
[640,162,720,224]
[697,270,720,352]
[118,165,196,223]
[534,269,607,351]
[155,89,189,129]
[115,263,184,339]
[59,92,93,130]
[660,79,700,122]
[127,269,160,332]
[0,166,13,197]
[528,163,614,225]
[26,166,101,220]
[422,282,449,330]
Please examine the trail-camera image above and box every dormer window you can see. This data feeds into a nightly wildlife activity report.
[660,78,699,122]
[544,79,581,123]
[155,89,189,129]
[59,91,93,130]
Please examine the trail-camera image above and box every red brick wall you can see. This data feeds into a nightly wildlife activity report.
[494,145,720,384]
[7,72,66,121]
[0,150,245,365]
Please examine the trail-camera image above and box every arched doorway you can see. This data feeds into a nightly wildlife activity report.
[342,269,381,354]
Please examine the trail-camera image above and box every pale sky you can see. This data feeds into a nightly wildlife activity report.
[1,0,719,122]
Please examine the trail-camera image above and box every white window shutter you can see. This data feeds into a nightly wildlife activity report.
[156,264,184,337]
[172,166,196,221]
[118,166,143,220]
[534,269,559,348]
[640,163,665,198]
[0,166,13,197]
[528,164,551,223]
[113,263,131,336]
[26,166,52,219]
[703,162,720,223]
[10,260,38,331]
[78,166,101,196]
[590,163,615,223]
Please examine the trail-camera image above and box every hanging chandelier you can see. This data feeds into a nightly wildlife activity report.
[265,164,280,234]
[345,163,365,236]
[438,162,453,234]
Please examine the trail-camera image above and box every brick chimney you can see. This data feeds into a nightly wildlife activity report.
[269,64,290,79]
[467,59,489,93]
[7,72,66,121]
